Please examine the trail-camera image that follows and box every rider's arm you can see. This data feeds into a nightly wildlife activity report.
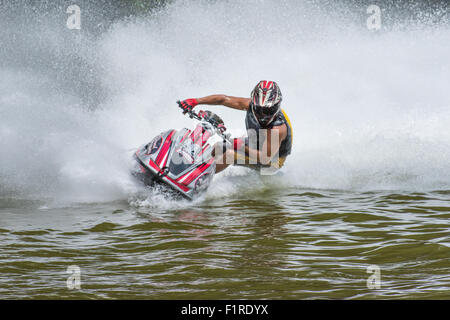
[197,95,250,111]
[243,125,287,165]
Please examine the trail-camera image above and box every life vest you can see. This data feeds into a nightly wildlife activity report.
[245,106,292,158]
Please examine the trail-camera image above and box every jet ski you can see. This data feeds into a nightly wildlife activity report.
[131,104,231,200]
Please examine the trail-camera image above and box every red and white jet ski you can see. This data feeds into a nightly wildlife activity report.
[132,105,231,200]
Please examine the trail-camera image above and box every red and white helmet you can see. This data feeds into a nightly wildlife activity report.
[250,80,282,126]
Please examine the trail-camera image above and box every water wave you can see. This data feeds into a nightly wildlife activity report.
[1,0,449,205]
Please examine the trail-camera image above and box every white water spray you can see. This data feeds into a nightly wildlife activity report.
[1,1,449,204]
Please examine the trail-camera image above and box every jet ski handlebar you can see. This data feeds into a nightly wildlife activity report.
[177,102,230,140]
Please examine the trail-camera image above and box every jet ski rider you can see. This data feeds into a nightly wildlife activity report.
[179,80,292,174]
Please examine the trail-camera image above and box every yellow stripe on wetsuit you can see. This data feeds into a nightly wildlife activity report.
[281,109,293,150]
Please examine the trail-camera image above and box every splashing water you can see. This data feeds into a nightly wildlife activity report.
[1,0,449,207]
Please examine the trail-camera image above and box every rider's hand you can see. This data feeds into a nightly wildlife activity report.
[178,98,198,113]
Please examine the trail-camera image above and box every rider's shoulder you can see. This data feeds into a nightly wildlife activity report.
[240,97,251,110]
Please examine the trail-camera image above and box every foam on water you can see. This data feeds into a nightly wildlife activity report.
[1,1,449,207]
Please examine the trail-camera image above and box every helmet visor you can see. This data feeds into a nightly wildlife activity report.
[252,102,280,124]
